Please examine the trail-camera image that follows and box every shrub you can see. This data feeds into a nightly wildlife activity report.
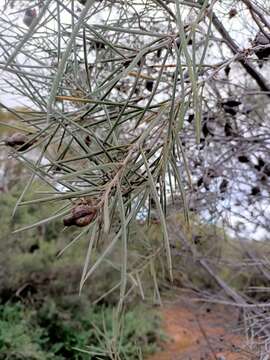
[0,301,160,360]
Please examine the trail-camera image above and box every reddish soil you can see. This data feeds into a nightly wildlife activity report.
[148,291,255,360]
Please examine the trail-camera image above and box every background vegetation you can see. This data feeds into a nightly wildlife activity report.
[0,180,162,359]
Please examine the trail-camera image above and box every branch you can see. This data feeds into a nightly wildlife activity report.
[241,0,270,31]
[211,12,270,96]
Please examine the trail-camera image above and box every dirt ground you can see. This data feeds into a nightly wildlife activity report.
[147,291,256,360]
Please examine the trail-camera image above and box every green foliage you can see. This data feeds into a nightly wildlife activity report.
[0,303,47,360]
[0,182,161,359]
[0,301,160,360]
[2,181,269,303]
[0,181,166,305]
[0,182,117,303]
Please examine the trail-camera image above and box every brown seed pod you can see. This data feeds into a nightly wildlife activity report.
[63,214,76,227]
[63,204,97,227]
[75,213,96,227]
[4,133,34,151]
[228,8,237,19]
[71,204,93,220]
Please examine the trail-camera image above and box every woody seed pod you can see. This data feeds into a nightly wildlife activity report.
[71,204,93,220]
[75,213,96,227]
[5,133,35,151]
[63,214,76,227]
[5,133,28,147]
[63,204,97,227]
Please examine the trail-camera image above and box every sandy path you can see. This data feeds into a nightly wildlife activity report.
[147,292,254,360]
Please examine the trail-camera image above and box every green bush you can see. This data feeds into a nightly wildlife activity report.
[0,182,120,303]
[0,303,47,360]
[0,182,161,359]
[0,300,160,360]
